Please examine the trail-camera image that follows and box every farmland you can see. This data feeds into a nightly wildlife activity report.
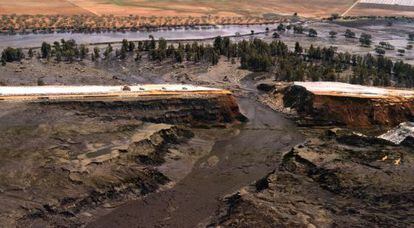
[0,0,355,18]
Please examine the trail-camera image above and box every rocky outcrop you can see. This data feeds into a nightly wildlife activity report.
[283,82,414,128]
[379,122,414,147]
[210,127,414,227]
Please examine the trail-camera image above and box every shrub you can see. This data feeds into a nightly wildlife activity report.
[1,47,24,62]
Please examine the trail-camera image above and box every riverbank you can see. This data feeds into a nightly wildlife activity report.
[0,14,282,36]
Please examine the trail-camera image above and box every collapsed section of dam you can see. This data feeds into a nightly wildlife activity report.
[284,82,414,127]
[0,84,246,126]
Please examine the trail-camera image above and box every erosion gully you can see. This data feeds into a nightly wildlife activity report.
[88,81,304,228]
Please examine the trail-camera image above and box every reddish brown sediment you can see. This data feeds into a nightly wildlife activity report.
[283,82,414,127]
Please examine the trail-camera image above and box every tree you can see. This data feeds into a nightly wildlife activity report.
[293,25,304,34]
[149,35,156,50]
[103,44,113,59]
[166,44,176,57]
[379,41,394,50]
[273,32,280,39]
[138,41,144,51]
[119,47,127,59]
[374,47,385,56]
[329,31,337,39]
[28,48,34,58]
[344,29,356,39]
[128,41,135,52]
[55,51,62,62]
[1,47,24,62]
[79,44,89,60]
[213,36,223,52]
[294,42,303,55]
[93,47,100,60]
[41,42,51,59]
[330,13,340,20]
[158,38,167,50]
[122,39,129,52]
[174,49,184,63]
[397,49,405,56]
[277,23,286,32]
[359,33,372,47]
[308,28,317,37]
[408,33,414,41]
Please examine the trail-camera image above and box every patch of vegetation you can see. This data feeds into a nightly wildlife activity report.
[1,47,24,63]
[3,36,414,88]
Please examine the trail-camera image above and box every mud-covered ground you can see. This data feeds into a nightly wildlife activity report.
[0,45,413,227]
[0,49,302,227]
[0,100,227,227]
[208,127,414,227]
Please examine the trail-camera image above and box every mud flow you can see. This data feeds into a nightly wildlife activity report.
[88,97,303,228]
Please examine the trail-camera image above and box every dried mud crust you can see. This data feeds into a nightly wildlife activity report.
[210,128,414,227]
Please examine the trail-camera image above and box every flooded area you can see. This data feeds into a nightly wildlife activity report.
[262,21,414,64]
[0,24,273,49]
[1,20,413,64]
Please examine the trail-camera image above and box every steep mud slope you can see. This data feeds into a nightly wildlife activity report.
[284,82,414,128]
[210,128,414,227]
[0,85,246,127]
[44,93,246,127]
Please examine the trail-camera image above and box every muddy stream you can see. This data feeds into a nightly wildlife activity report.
[88,81,304,228]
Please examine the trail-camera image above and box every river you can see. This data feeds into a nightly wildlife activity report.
[0,24,274,49]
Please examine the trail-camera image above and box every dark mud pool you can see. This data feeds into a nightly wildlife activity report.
[88,97,304,228]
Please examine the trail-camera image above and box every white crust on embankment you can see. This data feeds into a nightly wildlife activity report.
[294,81,414,99]
[0,84,221,96]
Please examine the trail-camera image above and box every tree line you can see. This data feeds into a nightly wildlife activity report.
[1,36,414,88]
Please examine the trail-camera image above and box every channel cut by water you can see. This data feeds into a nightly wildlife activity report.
[87,92,304,227]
